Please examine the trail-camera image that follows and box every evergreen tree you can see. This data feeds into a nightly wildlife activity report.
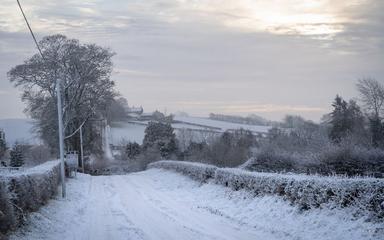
[143,121,177,158]
[125,142,141,159]
[0,138,6,160]
[10,143,24,167]
[329,95,348,142]
[369,116,384,147]
[346,100,365,137]
[329,96,365,143]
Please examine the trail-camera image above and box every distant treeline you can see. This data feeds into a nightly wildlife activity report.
[209,113,273,126]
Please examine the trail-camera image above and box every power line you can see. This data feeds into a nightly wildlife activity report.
[16,0,65,197]
[15,0,96,183]
[16,0,45,60]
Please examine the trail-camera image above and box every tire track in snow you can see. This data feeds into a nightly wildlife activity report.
[10,169,380,240]
[118,173,274,240]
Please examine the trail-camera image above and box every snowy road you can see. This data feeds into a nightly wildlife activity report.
[10,169,381,240]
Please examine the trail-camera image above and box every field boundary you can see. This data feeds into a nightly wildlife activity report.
[149,160,384,222]
[0,160,61,235]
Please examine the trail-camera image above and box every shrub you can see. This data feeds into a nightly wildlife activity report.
[136,146,162,170]
[184,130,256,168]
[148,160,217,182]
[0,160,61,234]
[184,141,209,162]
[125,142,141,159]
[24,145,52,166]
[0,180,16,233]
[247,147,297,172]
[319,145,384,176]
[150,160,384,222]
[10,143,25,167]
[214,167,384,220]
[143,121,177,158]
[246,132,384,177]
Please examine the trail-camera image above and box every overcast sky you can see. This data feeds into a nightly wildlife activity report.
[0,0,383,121]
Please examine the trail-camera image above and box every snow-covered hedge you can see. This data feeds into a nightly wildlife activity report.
[215,168,384,220]
[148,160,217,182]
[151,160,384,221]
[0,160,61,234]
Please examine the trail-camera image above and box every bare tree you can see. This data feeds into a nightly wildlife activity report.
[176,128,195,152]
[356,78,384,147]
[8,35,117,155]
[356,78,384,118]
[25,145,52,166]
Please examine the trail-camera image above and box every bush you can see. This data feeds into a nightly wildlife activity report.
[148,160,217,182]
[182,130,256,168]
[24,145,52,166]
[136,146,162,170]
[150,160,384,222]
[0,180,16,233]
[246,147,297,172]
[319,145,384,176]
[10,143,25,167]
[0,160,61,234]
[183,142,209,162]
[246,131,384,177]
[143,121,177,158]
[214,168,384,220]
[124,142,141,159]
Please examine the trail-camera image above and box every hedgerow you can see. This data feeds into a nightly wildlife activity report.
[0,160,60,234]
[148,160,217,182]
[150,160,384,221]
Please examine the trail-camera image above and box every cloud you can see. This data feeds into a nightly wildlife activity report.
[0,0,382,121]
[175,101,325,113]
[113,68,158,77]
[220,104,326,113]
[2,0,382,51]
[171,0,372,38]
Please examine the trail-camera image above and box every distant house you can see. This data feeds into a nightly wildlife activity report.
[127,106,144,119]
[139,112,155,121]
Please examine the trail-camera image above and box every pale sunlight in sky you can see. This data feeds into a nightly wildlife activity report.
[0,0,382,120]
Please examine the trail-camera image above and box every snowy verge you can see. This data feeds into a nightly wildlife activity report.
[148,160,217,182]
[150,160,384,222]
[0,160,61,234]
[9,169,383,240]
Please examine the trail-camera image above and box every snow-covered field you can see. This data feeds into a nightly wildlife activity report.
[174,116,272,134]
[9,169,382,240]
[110,122,146,145]
[110,116,272,146]
[0,116,271,147]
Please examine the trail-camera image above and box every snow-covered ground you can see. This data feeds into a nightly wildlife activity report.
[110,116,272,146]
[110,122,146,145]
[174,116,272,134]
[10,169,381,240]
[0,116,271,148]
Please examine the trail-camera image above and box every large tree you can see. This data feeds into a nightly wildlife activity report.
[329,95,365,143]
[8,35,117,156]
[356,78,384,147]
[357,78,384,118]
